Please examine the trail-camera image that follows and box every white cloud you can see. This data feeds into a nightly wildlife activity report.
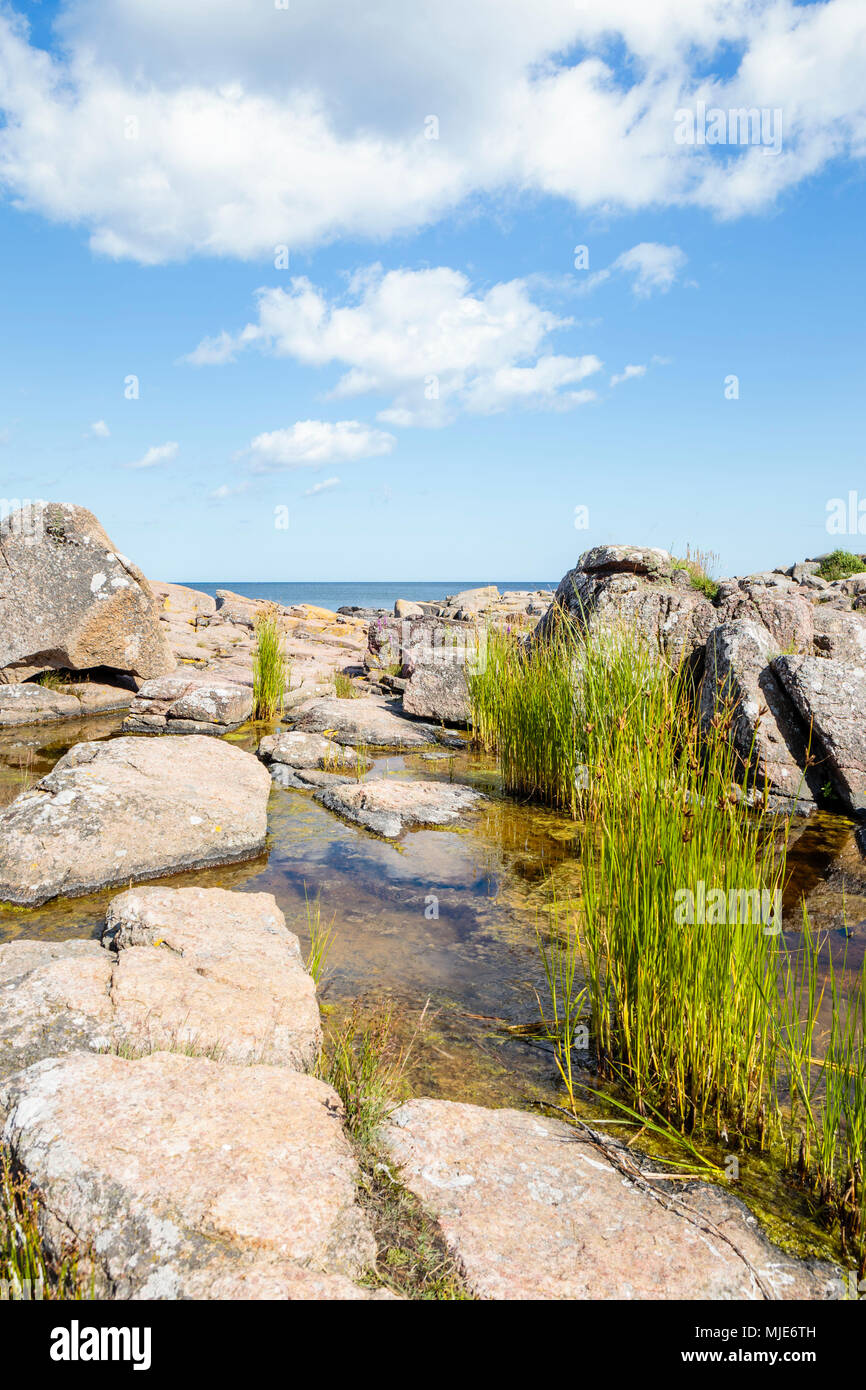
[88,419,110,437]
[125,440,178,469]
[188,265,602,425]
[0,2,864,261]
[208,481,249,500]
[304,476,341,496]
[245,421,394,472]
[610,363,647,387]
[584,243,687,298]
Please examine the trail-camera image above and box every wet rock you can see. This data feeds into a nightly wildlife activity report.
[259,729,365,771]
[291,695,438,749]
[0,886,321,1073]
[773,656,866,812]
[699,621,816,802]
[0,1052,378,1299]
[0,735,270,905]
[402,663,470,726]
[123,674,253,734]
[382,1099,843,1301]
[317,779,483,838]
[0,503,174,684]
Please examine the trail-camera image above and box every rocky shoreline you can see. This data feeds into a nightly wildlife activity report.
[0,504,860,1299]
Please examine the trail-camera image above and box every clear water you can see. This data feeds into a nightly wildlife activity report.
[180,580,556,612]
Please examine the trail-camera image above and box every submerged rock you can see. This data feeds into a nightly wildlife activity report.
[0,735,270,905]
[0,886,321,1074]
[317,779,483,838]
[0,503,174,684]
[0,1052,379,1299]
[382,1099,843,1301]
[290,695,438,749]
[259,728,365,771]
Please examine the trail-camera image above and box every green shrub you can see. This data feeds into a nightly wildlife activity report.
[816,549,866,582]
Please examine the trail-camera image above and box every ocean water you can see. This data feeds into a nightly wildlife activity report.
[180,580,556,613]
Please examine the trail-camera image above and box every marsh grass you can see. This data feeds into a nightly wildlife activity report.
[1,1151,91,1299]
[474,613,866,1269]
[334,673,360,699]
[252,607,288,719]
[317,999,470,1298]
[303,887,335,986]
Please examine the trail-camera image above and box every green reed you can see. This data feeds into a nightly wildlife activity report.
[476,614,866,1269]
[252,606,289,720]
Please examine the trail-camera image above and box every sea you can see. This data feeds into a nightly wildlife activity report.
[180,580,556,613]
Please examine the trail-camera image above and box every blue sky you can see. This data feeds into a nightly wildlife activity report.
[1,0,864,582]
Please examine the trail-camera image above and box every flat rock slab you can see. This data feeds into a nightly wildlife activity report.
[0,681,132,727]
[291,695,438,749]
[123,674,253,735]
[382,1100,843,1301]
[0,1052,378,1299]
[0,735,270,905]
[773,656,866,811]
[259,729,366,771]
[317,779,483,838]
[0,886,321,1074]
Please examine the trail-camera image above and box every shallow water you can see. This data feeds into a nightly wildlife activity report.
[0,714,861,1117]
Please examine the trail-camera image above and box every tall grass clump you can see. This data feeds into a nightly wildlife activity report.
[1,1152,91,1298]
[303,887,335,986]
[534,624,788,1143]
[671,545,721,600]
[252,606,288,720]
[468,615,584,813]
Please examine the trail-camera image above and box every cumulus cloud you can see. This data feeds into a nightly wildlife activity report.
[304,476,341,496]
[245,421,395,472]
[584,243,688,298]
[125,440,178,469]
[188,265,602,425]
[610,363,648,387]
[88,419,110,437]
[0,2,864,261]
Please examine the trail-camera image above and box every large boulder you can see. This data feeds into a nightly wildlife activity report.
[772,656,866,812]
[382,1099,843,1300]
[536,546,716,667]
[0,503,174,684]
[402,663,470,726]
[123,674,253,734]
[715,576,814,654]
[0,1052,378,1299]
[366,613,473,673]
[0,735,270,905]
[812,606,866,661]
[0,886,321,1074]
[699,621,816,804]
